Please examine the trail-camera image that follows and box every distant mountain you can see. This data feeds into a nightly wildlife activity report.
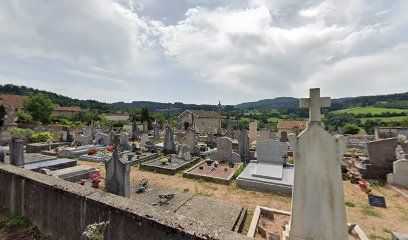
[235,97,299,109]
[1,84,407,112]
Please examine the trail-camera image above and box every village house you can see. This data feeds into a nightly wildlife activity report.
[52,105,83,119]
[178,110,220,132]
[277,120,307,141]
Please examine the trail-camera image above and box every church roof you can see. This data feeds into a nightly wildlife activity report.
[179,110,220,119]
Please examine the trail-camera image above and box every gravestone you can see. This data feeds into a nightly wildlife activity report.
[177,144,191,161]
[363,137,398,180]
[257,140,287,164]
[387,159,408,186]
[66,127,74,143]
[227,123,234,139]
[270,132,276,140]
[284,88,347,240]
[249,122,257,141]
[132,121,139,140]
[164,124,176,153]
[119,132,132,151]
[259,129,270,141]
[211,137,240,162]
[236,139,292,194]
[186,129,196,155]
[76,134,92,145]
[95,131,110,146]
[143,121,148,133]
[280,131,288,142]
[238,130,250,163]
[104,134,131,198]
[140,134,149,147]
[10,138,24,167]
[176,121,183,131]
[153,124,160,141]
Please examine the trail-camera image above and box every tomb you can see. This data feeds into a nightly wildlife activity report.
[26,142,70,153]
[140,144,200,175]
[183,137,242,184]
[387,159,408,186]
[362,137,398,180]
[236,139,293,195]
[40,165,99,182]
[58,145,106,158]
[283,88,348,240]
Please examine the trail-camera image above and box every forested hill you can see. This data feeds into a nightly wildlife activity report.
[1,84,407,112]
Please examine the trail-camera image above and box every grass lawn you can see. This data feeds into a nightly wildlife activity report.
[360,116,408,123]
[335,107,408,115]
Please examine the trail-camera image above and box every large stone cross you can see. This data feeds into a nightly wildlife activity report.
[300,88,331,122]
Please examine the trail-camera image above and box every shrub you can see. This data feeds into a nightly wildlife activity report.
[16,111,33,124]
[30,132,54,143]
[345,201,355,207]
[344,123,360,135]
[59,118,73,126]
[233,164,245,178]
[10,128,34,138]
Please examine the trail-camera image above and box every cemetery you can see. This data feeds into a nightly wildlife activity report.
[1,87,408,240]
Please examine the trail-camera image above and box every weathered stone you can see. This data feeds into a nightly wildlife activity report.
[258,128,270,141]
[143,121,148,133]
[362,137,398,179]
[104,134,131,198]
[238,130,250,163]
[186,129,196,155]
[226,123,234,139]
[211,137,240,162]
[10,138,24,167]
[95,131,110,146]
[164,124,176,153]
[153,124,160,141]
[387,159,408,186]
[249,122,257,141]
[140,134,149,147]
[285,88,347,240]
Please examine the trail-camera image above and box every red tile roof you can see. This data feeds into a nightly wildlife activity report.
[277,120,307,130]
[0,94,28,110]
[179,110,220,119]
[53,105,82,112]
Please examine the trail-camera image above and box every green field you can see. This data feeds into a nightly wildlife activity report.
[267,117,281,122]
[359,116,408,123]
[335,107,408,115]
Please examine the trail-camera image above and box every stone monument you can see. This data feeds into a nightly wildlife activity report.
[210,137,240,163]
[284,88,347,240]
[10,138,24,167]
[153,124,160,141]
[238,130,250,163]
[163,124,176,153]
[186,128,196,155]
[104,134,131,198]
[249,122,257,141]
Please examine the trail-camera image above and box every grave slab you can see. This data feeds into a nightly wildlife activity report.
[183,160,242,185]
[26,142,70,153]
[140,155,200,175]
[23,158,77,172]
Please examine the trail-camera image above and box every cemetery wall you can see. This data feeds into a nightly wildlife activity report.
[0,163,246,240]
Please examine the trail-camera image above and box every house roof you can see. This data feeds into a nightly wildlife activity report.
[0,94,28,110]
[179,110,220,119]
[277,120,307,130]
[53,105,82,112]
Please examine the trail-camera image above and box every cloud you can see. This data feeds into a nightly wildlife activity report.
[0,0,407,104]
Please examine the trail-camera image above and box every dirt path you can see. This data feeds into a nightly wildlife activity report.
[80,161,408,239]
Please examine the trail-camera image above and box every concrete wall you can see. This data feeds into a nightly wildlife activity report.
[0,163,247,240]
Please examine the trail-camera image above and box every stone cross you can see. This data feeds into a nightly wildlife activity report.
[300,88,331,122]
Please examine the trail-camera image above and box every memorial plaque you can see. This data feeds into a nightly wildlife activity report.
[368,194,386,208]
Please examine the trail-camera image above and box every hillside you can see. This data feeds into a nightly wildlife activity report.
[235,97,299,109]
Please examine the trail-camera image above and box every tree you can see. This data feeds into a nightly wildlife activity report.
[24,93,53,124]
[0,105,6,126]
[73,111,101,124]
[16,110,33,124]
[141,108,152,129]
[344,123,360,135]
[153,112,166,126]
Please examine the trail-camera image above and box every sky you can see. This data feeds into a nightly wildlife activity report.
[0,0,407,105]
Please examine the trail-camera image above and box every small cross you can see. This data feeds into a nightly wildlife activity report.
[300,88,331,122]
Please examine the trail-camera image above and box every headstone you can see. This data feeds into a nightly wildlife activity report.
[132,121,139,140]
[143,121,148,133]
[280,131,288,142]
[387,159,408,186]
[66,127,74,143]
[238,130,250,163]
[249,122,257,141]
[10,138,24,167]
[285,88,347,240]
[211,137,240,162]
[76,134,92,145]
[120,132,129,145]
[95,131,110,146]
[153,124,160,141]
[259,128,270,141]
[176,121,183,131]
[270,132,277,140]
[177,144,191,161]
[257,139,287,164]
[227,123,234,139]
[186,128,196,155]
[164,124,176,153]
[140,134,149,147]
[363,137,398,179]
[104,134,131,198]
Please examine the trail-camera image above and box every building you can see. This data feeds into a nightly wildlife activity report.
[375,127,408,140]
[52,105,83,119]
[0,94,28,113]
[178,110,220,133]
[103,114,130,122]
[277,120,307,141]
